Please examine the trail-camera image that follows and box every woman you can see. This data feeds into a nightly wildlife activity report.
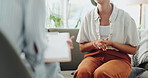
[74,0,139,78]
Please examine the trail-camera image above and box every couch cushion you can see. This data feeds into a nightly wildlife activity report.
[61,70,75,78]
[140,71,148,78]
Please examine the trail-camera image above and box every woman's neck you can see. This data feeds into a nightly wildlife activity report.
[98,3,112,15]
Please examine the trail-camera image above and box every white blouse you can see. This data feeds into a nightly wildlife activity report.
[99,26,110,39]
[76,4,139,49]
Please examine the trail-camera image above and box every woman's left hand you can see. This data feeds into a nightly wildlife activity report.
[102,39,113,46]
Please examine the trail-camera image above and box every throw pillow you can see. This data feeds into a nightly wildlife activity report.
[133,29,148,66]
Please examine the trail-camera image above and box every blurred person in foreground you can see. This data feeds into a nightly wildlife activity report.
[0,0,74,78]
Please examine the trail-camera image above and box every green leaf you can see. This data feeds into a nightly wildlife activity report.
[138,24,142,29]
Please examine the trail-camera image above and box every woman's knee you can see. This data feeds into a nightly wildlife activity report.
[94,69,110,78]
[74,68,93,78]
[94,68,130,78]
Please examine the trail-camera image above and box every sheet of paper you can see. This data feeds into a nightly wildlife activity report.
[44,32,71,62]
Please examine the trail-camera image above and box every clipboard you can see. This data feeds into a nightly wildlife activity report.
[44,32,71,62]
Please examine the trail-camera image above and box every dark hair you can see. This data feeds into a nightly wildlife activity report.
[90,0,97,6]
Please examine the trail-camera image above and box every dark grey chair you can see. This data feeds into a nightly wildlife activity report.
[0,31,33,78]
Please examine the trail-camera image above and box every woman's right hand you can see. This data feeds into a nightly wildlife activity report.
[93,39,108,51]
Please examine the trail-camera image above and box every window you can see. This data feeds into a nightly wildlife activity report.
[46,0,94,28]
[46,0,64,28]
[46,0,147,29]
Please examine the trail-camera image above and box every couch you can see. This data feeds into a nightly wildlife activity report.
[48,28,148,78]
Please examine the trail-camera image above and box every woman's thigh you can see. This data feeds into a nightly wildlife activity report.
[74,56,104,78]
[77,56,103,72]
[94,59,131,78]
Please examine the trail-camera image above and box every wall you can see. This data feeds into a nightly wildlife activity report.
[144,6,148,29]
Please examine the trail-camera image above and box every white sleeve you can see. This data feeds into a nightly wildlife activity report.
[125,17,140,47]
[76,16,90,43]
